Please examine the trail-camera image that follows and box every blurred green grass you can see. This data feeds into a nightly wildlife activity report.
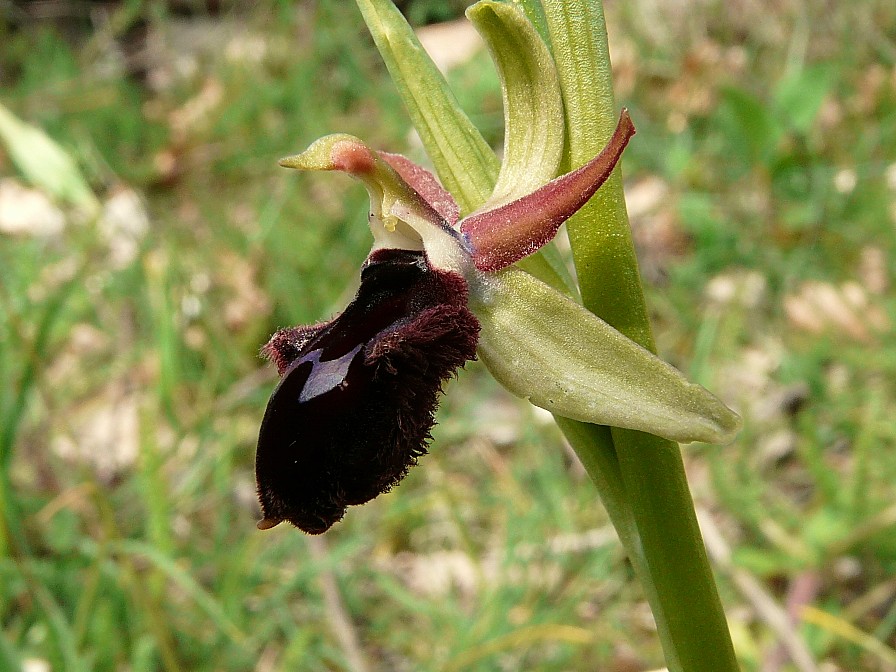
[1,1,895,670]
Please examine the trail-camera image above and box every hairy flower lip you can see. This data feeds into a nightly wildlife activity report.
[256,248,479,534]
[258,0,742,537]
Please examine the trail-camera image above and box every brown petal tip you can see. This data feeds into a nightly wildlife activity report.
[330,140,376,174]
[460,109,635,272]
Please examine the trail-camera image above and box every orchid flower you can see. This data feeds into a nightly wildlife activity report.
[255,110,740,534]
[255,3,741,535]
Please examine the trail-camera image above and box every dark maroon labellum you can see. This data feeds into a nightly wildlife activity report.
[256,249,479,534]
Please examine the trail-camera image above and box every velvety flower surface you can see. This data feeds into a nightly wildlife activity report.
[257,249,478,533]
[257,110,740,534]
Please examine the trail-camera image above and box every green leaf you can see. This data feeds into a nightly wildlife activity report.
[111,540,247,646]
[353,0,499,215]
[466,1,564,210]
[774,64,834,135]
[472,268,742,445]
[719,86,781,166]
[0,103,100,216]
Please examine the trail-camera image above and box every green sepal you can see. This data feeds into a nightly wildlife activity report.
[466,1,564,211]
[279,134,470,273]
[279,133,424,229]
[353,0,499,215]
[471,268,742,445]
[279,134,411,204]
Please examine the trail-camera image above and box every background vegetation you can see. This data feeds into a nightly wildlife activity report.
[1,1,895,670]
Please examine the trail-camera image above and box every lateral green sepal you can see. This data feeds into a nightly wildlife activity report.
[471,268,742,445]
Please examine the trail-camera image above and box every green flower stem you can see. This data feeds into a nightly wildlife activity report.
[541,1,739,670]
[466,1,564,209]
[553,419,685,671]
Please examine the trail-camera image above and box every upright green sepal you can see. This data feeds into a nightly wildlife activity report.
[466,1,564,211]
[353,0,499,215]
[472,268,742,445]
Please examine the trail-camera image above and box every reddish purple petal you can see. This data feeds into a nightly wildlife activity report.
[460,110,635,272]
[255,249,479,534]
[378,151,460,226]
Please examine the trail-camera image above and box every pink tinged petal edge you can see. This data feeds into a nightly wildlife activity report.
[330,139,378,174]
[378,151,460,226]
[325,141,456,235]
[281,136,457,232]
[314,139,457,236]
[460,109,636,272]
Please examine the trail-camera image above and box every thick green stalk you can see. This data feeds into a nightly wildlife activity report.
[551,418,680,662]
[541,1,738,670]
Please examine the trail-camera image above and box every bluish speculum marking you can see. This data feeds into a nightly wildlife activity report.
[297,344,364,403]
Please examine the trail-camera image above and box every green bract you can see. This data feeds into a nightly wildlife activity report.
[474,268,740,444]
